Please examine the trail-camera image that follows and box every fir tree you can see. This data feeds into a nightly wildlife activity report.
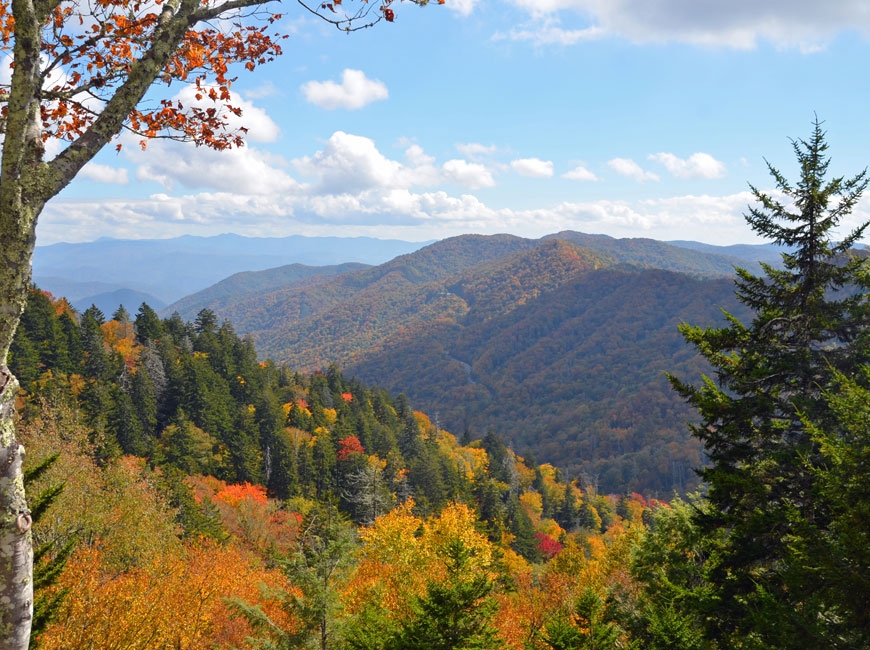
[670,119,870,648]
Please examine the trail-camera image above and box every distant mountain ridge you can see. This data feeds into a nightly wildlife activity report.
[33,233,430,309]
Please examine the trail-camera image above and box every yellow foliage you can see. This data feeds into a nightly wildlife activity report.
[322,407,338,425]
[520,491,543,521]
[413,410,433,432]
[346,501,500,621]
[514,460,535,490]
[20,404,181,569]
[538,517,565,540]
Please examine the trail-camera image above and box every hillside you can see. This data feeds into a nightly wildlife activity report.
[152,231,863,496]
[545,231,752,276]
[346,266,750,495]
[158,232,775,493]
[164,262,369,322]
[172,234,544,367]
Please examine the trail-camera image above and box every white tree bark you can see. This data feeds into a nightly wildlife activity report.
[0,370,31,650]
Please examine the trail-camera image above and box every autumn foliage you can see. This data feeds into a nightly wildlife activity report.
[13,300,666,650]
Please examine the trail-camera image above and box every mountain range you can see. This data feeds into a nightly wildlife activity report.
[33,233,429,313]
[155,231,774,495]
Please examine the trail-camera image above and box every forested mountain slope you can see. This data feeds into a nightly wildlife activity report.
[165,262,370,322]
[347,266,749,495]
[544,231,752,276]
[159,233,762,494]
[173,234,544,368]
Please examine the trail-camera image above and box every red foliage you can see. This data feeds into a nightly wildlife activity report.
[535,532,563,560]
[341,392,354,402]
[337,435,365,461]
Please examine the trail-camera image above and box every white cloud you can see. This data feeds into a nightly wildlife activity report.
[301,69,388,110]
[494,20,605,46]
[80,162,129,184]
[511,157,554,178]
[120,86,290,196]
[130,139,300,195]
[456,142,498,159]
[447,0,478,17]
[174,85,281,143]
[503,0,870,50]
[405,144,435,167]
[294,131,402,192]
[562,164,598,181]
[649,152,726,179]
[40,184,777,247]
[442,160,497,189]
[607,158,660,182]
[293,132,441,193]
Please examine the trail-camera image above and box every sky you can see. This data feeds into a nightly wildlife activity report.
[37,0,870,246]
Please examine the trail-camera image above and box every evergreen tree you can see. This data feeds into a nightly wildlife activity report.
[391,538,500,650]
[539,588,621,650]
[669,120,870,648]
[230,503,356,650]
[800,370,870,647]
[133,303,163,345]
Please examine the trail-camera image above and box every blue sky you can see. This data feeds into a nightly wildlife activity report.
[39,0,870,246]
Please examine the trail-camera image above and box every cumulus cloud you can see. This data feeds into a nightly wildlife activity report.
[293,131,441,193]
[562,164,598,181]
[511,157,555,178]
[442,160,497,189]
[607,158,660,182]
[649,152,726,179]
[294,131,402,192]
[80,162,129,184]
[130,139,300,195]
[301,69,388,110]
[41,188,765,246]
[502,0,870,50]
[173,85,281,143]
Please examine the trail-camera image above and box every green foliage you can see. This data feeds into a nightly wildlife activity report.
[390,539,500,650]
[801,369,870,646]
[231,503,357,650]
[537,588,621,650]
[669,120,870,648]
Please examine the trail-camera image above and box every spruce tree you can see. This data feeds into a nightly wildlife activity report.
[669,120,870,648]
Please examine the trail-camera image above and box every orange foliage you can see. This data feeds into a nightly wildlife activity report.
[37,541,295,650]
[101,320,140,366]
[213,481,268,507]
[189,476,298,555]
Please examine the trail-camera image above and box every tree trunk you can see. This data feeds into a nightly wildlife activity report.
[0,369,32,650]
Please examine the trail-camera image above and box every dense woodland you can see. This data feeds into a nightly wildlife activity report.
[165,235,758,495]
[11,290,654,648]
[7,124,870,650]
